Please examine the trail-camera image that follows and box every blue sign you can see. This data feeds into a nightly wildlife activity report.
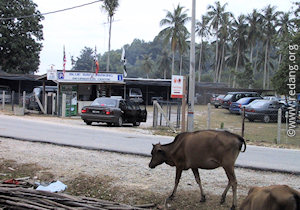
[118,74,123,81]
[58,72,64,79]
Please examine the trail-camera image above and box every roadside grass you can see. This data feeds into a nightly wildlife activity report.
[150,105,300,148]
[0,159,246,209]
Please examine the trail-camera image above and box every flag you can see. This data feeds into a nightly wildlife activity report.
[121,47,127,77]
[63,45,66,75]
[94,46,99,75]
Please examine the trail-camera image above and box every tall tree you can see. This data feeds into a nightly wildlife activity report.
[159,4,190,76]
[207,1,232,82]
[0,0,44,74]
[178,31,189,75]
[102,0,119,72]
[246,9,262,67]
[261,5,280,89]
[196,15,211,82]
[141,54,153,79]
[157,50,171,79]
[73,47,94,71]
[232,15,248,88]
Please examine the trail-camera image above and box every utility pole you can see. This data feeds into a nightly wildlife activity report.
[187,0,196,132]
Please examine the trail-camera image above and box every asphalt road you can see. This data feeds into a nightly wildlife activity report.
[1,114,300,174]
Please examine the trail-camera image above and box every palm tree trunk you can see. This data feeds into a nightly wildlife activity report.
[250,42,254,63]
[198,40,203,82]
[215,44,222,82]
[106,16,112,72]
[263,39,269,89]
[171,51,175,77]
[218,42,225,82]
[179,54,183,75]
[214,32,219,82]
[233,46,240,88]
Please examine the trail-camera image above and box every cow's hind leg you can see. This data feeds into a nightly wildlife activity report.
[192,168,206,202]
[221,165,237,210]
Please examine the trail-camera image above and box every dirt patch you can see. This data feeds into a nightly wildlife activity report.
[1,138,300,209]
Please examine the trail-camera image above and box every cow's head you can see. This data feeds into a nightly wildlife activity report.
[149,143,166,169]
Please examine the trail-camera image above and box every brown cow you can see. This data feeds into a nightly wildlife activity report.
[240,185,300,210]
[149,130,246,210]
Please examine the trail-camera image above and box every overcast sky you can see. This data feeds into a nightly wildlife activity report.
[33,0,296,75]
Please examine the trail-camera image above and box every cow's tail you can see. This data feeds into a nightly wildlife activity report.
[238,136,247,152]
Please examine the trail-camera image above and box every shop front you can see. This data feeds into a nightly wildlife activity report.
[47,70,125,117]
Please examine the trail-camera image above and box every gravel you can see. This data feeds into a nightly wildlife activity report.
[1,137,300,197]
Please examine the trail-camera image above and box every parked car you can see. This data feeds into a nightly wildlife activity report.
[229,97,262,114]
[222,92,260,109]
[210,94,225,108]
[263,96,280,101]
[244,100,286,123]
[81,97,147,126]
[26,86,57,110]
[0,85,11,103]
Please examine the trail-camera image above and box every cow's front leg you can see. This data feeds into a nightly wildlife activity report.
[167,167,182,201]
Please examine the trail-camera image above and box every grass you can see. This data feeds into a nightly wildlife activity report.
[150,105,300,148]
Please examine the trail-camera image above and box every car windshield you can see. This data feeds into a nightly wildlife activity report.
[91,98,118,107]
[224,94,233,100]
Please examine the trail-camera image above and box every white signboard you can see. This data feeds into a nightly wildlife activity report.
[47,69,57,80]
[171,75,184,98]
[48,71,124,83]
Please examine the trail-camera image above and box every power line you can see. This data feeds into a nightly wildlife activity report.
[0,0,103,21]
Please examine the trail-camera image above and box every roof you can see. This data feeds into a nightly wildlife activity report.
[0,71,39,81]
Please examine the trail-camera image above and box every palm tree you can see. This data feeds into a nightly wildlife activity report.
[232,15,248,88]
[246,9,262,66]
[157,50,171,79]
[196,15,211,82]
[207,1,232,82]
[159,4,190,76]
[178,31,189,75]
[277,12,294,65]
[261,5,280,89]
[102,0,119,72]
[216,12,232,83]
[141,54,153,78]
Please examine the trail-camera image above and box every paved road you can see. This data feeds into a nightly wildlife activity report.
[1,114,300,174]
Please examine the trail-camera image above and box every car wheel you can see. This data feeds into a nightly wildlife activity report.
[85,121,92,125]
[263,115,270,123]
[215,105,219,108]
[116,117,123,127]
[133,121,140,126]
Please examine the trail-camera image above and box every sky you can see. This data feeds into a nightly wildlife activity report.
[33,0,296,75]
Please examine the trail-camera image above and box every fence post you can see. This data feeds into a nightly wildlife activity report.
[52,93,56,116]
[62,93,66,118]
[153,100,158,127]
[12,91,15,111]
[22,91,26,112]
[242,107,245,137]
[277,108,282,144]
[207,103,211,129]
[2,91,5,110]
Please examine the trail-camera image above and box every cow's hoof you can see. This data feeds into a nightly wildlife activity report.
[230,205,235,210]
[200,195,206,202]
[220,197,225,204]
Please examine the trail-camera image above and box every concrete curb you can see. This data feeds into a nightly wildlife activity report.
[1,135,300,176]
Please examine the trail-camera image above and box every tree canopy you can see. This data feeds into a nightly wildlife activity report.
[0,0,44,74]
